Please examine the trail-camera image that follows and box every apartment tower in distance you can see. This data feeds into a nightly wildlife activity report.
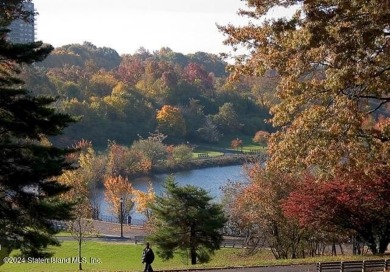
[8,1,35,44]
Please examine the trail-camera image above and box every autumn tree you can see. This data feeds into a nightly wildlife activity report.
[149,177,227,265]
[220,0,390,176]
[220,0,390,256]
[60,141,97,270]
[183,62,214,91]
[0,0,75,258]
[104,176,134,223]
[283,169,390,254]
[133,182,155,220]
[105,141,151,178]
[252,130,270,146]
[156,105,186,138]
[231,138,243,152]
[131,132,167,166]
[224,165,307,259]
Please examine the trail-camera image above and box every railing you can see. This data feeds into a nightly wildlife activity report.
[98,215,146,226]
[197,153,209,159]
[316,259,389,272]
[132,236,245,248]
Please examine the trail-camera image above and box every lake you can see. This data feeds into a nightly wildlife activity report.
[95,164,249,223]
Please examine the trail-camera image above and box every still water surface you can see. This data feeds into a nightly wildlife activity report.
[96,165,248,222]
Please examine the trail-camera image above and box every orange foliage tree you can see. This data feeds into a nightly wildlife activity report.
[133,182,155,220]
[105,141,151,178]
[231,138,243,151]
[104,175,134,222]
[252,130,270,145]
[223,165,307,259]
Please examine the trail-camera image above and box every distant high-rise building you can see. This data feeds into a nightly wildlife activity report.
[7,2,35,44]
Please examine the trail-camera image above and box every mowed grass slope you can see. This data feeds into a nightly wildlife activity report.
[0,241,275,272]
[2,240,388,272]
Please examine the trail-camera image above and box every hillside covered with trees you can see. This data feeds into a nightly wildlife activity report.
[21,42,275,148]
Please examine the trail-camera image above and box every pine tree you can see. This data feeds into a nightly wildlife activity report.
[149,176,227,265]
[0,0,75,258]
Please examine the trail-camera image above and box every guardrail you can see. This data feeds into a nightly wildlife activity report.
[316,259,389,272]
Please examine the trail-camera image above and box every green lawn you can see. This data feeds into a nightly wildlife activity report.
[212,134,266,151]
[192,149,224,159]
[1,241,388,272]
[1,241,273,272]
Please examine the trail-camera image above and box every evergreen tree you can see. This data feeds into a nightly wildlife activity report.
[149,177,227,265]
[0,0,75,258]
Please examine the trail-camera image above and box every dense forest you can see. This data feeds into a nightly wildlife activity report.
[21,42,275,148]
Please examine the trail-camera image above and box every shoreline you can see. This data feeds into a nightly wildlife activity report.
[151,153,266,175]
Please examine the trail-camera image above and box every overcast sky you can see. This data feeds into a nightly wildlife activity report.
[33,0,294,55]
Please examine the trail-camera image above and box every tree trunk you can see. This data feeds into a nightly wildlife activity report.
[378,238,389,254]
[190,224,196,265]
[78,237,82,270]
[190,246,197,265]
[78,218,83,271]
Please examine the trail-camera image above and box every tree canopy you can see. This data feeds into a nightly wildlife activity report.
[20,42,273,147]
[218,0,390,255]
[219,0,390,176]
[0,0,75,258]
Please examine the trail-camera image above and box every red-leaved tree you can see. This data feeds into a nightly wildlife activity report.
[283,170,390,254]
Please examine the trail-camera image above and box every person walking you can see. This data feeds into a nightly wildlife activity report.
[142,242,155,272]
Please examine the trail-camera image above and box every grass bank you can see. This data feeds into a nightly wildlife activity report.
[2,241,388,272]
[0,241,273,272]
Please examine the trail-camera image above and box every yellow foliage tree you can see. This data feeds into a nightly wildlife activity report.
[104,175,134,222]
[156,105,186,137]
[133,182,155,220]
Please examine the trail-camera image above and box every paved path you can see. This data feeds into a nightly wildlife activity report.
[92,220,146,238]
[166,265,317,272]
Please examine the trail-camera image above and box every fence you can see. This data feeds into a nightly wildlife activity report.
[197,153,209,159]
[132,236,245,248]
[98,215,146,226]
[316,259,389,272]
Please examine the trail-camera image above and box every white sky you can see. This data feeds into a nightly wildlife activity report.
[33,0,294,55]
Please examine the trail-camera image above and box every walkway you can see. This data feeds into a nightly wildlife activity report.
[92,220,146,238]
[165,265,317,272]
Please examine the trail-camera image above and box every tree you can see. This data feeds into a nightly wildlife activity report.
[252,130,270,145]
[149,177,227,265]
[283,169,390,254]
[105,141,151,178]
[104,176,134,223]
[0,0,75,258]
[133,182,155,220]
[212,103,241,134]
[172,144,193,163]
[219,0,390,176]
[197,116,222,143]
[156,105,186,138]
[223,165,306,259]
[231,138,243,152]
[59,153,95,271]
[131,132,167,167]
